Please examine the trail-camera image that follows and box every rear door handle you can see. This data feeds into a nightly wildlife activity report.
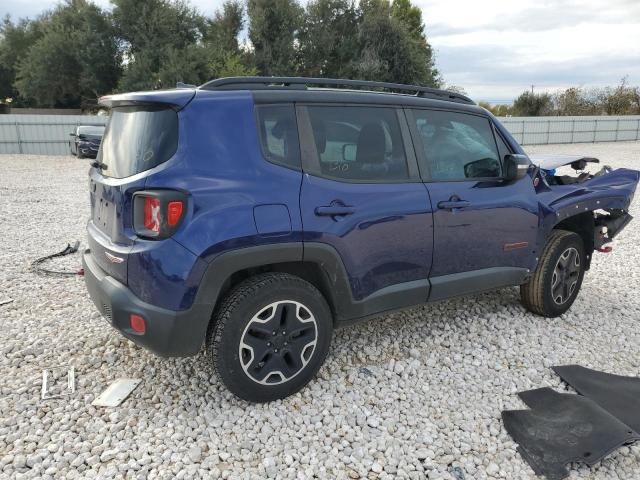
[315,205,355,216]
[437,200,471,210]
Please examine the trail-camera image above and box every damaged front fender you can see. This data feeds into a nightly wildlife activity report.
[534,165,639,267]
[539,168,639,214]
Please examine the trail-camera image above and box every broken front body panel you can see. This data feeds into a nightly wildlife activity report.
[530,154,639,268]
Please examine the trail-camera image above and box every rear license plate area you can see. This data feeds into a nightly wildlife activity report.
[94,198,111,231]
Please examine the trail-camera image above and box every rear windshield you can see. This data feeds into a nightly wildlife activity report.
[98,106,178,178]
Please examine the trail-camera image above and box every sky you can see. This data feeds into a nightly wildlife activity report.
[2,0,639,103]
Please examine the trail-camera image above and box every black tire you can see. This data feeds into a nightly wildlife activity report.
[520,229,586,317]
[207,273,333,402]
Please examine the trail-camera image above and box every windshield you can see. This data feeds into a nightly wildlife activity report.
[98,106,178,178]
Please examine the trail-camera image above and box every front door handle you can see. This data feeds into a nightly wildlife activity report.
[437,200,471,210]
[315,205,355,217]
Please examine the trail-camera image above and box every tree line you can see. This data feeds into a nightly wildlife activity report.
[0,0,440,109]
[481,78,640,117]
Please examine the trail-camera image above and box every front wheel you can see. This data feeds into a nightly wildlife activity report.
[520,229,585,317]
[207,273,333,402]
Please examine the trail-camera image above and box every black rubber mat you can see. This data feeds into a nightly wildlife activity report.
[502,387,639,480]
[553,365,640,433]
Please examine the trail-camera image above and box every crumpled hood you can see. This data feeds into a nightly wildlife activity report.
[529,154,599,170]
[537,167,640,211]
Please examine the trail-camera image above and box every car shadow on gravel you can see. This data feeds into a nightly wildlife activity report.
[114,287,526,410]
[329,286,525,369]
[175,288,547,402]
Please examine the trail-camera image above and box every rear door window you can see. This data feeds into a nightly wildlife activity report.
[412,110,501,181]
[99,106,178,179]
[304,106,409,181]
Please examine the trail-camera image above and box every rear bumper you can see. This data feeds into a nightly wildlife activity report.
[82,249,210,357]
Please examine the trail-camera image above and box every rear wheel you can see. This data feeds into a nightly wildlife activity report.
[207,273,333,402]
[520,229,585,317]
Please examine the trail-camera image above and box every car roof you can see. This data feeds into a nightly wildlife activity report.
[201,76,474,102]
[197,76,485,115]
[97,77,486,116]
[245,89,485,115]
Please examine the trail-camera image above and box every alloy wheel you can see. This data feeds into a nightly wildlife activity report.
[239,301,318,385]
[551,247,581,305]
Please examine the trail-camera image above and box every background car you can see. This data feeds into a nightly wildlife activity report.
[69,125,104,159]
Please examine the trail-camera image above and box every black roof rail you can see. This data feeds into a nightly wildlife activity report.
[199,76,475,105]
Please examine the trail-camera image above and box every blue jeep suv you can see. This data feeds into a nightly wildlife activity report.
[83,77,639,402]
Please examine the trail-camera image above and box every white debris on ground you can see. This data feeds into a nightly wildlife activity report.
[1,141,639,480]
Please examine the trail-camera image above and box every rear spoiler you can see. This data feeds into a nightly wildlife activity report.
[99,89,196,110]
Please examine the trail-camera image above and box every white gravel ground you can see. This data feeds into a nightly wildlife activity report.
[1,141,640,480]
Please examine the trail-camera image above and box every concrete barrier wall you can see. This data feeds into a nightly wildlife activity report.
[498,115,640,145]
[1,113,639,155]
[0,114,107,155]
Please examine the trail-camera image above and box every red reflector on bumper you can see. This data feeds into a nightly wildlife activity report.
[597,246,613,253]
[130,314,146,334]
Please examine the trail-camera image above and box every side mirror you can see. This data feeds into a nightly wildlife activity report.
[503,154,531,181]
[464,158,500,178]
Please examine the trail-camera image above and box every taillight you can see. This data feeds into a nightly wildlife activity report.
[133,191,187,239]
[167,201,184,227]
[143,197,161,233]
